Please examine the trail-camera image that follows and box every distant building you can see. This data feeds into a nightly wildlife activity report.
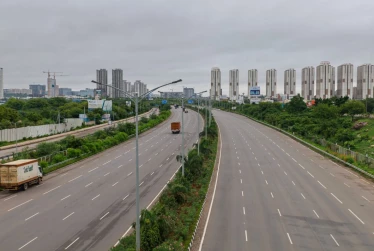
[159,92,183,99]
[123,80,131,94]
[4,89,32,97]
[337,64,354,98]
[229,69,239,100]
[47,78,58,97]
[134,80,147,96]
[316,61,335,99]
[183,87,194,99]
[96,69,108,97]
[29,84,46,97]
[301,67,315,101]
[0,68,3,99]
[357,64,374,99]
[112,69,123,98]
[79,88,94,97]
[59,88,72,96]
[353,87,358,100]
[284,69,296,98]
[266,69,277,98]
[248,69,258,97]
[210,67,222,100]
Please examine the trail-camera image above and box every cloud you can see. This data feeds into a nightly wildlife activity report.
[1,0,373,96]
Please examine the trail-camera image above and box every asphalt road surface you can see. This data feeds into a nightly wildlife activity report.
[0,109,157,159]
[0,107,201,251]
[201,110,374,251]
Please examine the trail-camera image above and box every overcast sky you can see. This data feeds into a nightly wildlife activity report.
[1,0,373,96]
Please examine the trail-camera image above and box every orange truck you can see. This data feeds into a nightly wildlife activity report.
[171,122,181,134]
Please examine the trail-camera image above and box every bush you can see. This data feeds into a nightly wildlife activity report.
[40,161,48,169]
[52,154,67,164]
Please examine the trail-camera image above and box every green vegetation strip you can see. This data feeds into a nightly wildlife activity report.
[215,96,374,178]
[111,108,218,251]
[10,104,171,175]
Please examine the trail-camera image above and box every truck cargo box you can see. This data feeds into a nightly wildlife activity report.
[0,159,42,191]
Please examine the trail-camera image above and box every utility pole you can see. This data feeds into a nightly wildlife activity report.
[205,99,208,139]
[209,96,212,126]
[181,96,185,176]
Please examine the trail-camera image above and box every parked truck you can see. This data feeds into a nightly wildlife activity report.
[171,122,181,134]
[0,159,43,191]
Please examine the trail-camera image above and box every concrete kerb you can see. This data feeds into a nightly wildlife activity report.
[0,109,156,151]
[227,110,374,180]
[189,116,221,251]
[113,109,204,248]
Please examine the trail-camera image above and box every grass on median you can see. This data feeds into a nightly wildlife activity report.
[111,108,218,251]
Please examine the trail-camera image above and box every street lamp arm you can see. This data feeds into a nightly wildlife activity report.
[91,80,135,100]
[140,79,182,100]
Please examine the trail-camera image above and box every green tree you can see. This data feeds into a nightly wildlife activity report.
[5,98,25,110]
[285,95,307,114]
[340,100,365,121]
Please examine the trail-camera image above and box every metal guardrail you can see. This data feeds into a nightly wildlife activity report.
[234,111,374,180]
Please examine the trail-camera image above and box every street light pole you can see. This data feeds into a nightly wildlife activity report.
[209,96,212,127]
[134,93,140,249]
[181,96,185,176]
[205,99,208,139]
[15,122,18,155]
[92,79,181,251]
[197,97,200,155]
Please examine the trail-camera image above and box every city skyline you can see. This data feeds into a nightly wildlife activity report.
[1,1,373,97]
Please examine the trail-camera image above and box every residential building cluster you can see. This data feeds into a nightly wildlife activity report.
[211,62,374,101]
[96,69,148,98]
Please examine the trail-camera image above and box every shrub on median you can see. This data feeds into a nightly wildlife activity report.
[111,108,218,251]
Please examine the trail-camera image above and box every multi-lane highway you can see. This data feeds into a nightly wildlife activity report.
[201,110,374,251]
[0,108,201,251]
[0,109,156,159]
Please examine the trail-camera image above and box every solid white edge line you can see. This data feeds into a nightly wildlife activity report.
[199,120,222,251]
[18,237,38,250]
[65,237,79,250]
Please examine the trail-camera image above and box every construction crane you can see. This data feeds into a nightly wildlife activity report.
[43,71,69,79]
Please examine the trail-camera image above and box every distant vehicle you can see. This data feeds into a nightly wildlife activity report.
[175,105,179,109]
[171,122,181,134]
[0,159,43,191]
[185,110,188,113]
